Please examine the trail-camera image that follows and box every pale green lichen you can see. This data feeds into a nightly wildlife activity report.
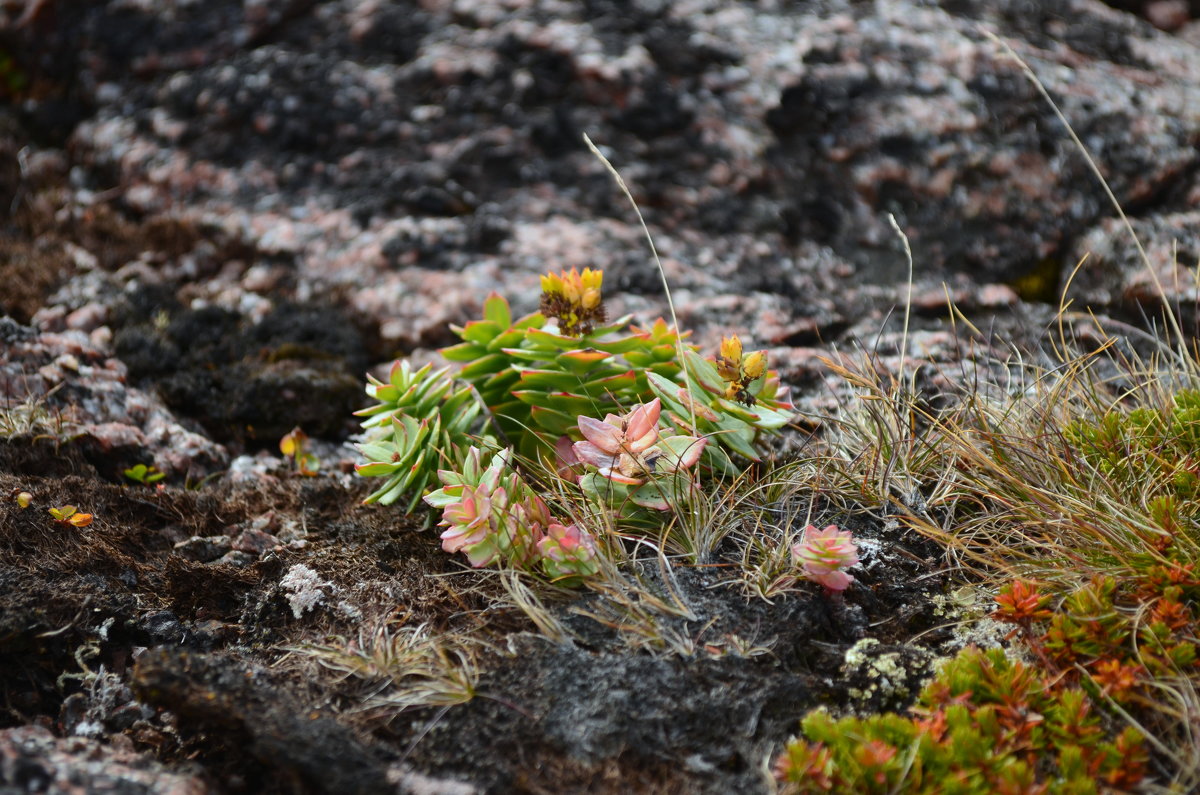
[842,638,930,712]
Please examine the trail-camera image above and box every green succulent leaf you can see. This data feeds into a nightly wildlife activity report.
[516,369,590,391]
[499,347,553,363]
[482,292,512,328]
[578,370,638,396]
[487,328,527,352]
[460,353,512,379]
[682,350,726,394]
[529,404,579,436]
[556,348,613,374]
[459,320,502,345]
[630,485,671,511]
[524,327,588,350]
[513,390,598,417]
[514,312,546,330]
[440,341,488,362]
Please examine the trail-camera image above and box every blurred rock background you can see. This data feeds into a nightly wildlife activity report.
[3,0,1200,468]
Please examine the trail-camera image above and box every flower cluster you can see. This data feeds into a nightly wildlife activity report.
[791,524,860,591]
[540,267,606,336]
[715,335,768,406]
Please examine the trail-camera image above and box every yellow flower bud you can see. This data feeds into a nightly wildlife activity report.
[719,335,742,365]
[563,281,580,305]
[743,351,767,380]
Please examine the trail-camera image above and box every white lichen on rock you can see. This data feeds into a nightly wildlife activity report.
[279,563,332,619]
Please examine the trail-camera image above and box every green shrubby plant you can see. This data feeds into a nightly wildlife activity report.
[353,267,822,586]
[1065,389,1200,511]
[775,646,1147,794]
[815,336,1200,789]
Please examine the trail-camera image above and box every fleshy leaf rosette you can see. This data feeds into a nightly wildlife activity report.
[354,361,485,510]
[422,451,540,569]
[574,398,664,485]
[573,398,707,510]
[424,447,558,572]
[537,523,600,585]
[792,524,860,591]
[439,483,506,567]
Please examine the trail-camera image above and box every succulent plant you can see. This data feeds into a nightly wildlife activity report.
[574,398,707,511]
[537,522,600,585]
[439,290,687,462]
[424,447,547,569]
[354,361,487,510]
[791,524,860,591]
[647,344,794,470]
[353,268,802,582]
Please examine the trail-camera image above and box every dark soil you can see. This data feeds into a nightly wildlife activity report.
[0,421,963,793]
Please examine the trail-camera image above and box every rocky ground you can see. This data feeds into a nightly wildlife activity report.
[3,0,1200,792]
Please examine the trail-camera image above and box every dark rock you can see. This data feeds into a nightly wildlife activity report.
[137,610,188,646]
[172,536,232,564]
[230,528,279,556]
[132,648,393,795]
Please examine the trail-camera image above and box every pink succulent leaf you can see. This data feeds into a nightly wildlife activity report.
[440,516,491,554]
[577,415,623,455]
[463,535,502,567]
[809,569,854,591]
[554,435,582,482]
[441,485,486,527]
[598,465,644,485]
[440,523,486,555]
[519,495,552,531]
[623,398,661,452]
[538,523,581,561]
[574,441,619,470]
[625,426,659,455]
